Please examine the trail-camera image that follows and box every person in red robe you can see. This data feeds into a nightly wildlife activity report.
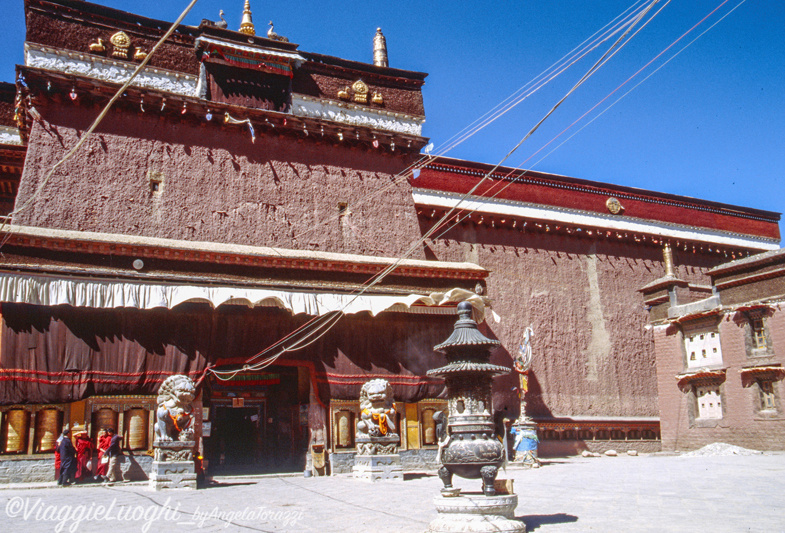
[95,428,112,481]
[74,429,93,482]
[54,431,64,482]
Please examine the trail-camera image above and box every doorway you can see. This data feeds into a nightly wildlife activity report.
[205,365,309,474]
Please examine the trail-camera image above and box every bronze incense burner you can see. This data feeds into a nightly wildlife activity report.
[428,301,511,496]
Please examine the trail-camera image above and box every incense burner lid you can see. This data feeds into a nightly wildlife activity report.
[434,302,501,353]
[427,361,511,378]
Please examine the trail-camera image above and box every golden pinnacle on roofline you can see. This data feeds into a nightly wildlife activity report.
[239,0,255,35]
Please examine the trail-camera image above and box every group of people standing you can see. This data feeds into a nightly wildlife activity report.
[55,425,125,486]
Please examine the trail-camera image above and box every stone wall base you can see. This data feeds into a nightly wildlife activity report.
[0,453,152,484]
[332,448,438,474]
[539,439,661,457]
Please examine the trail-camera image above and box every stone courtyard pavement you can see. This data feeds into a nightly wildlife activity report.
[2,453,784,533]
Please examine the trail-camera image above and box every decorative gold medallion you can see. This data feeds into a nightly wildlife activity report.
[606,197,623,214]
[134,48,148,61]
[372,91,383,105]
[352,80,369,104]
[110,31,131,59]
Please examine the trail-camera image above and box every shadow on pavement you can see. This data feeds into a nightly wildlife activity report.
[520,513,579,530]
[404,473,436,480]
[201,481,258,489]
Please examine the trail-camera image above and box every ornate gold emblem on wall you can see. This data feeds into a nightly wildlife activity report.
[336,80,382,105]
[88,39,106,53]
[110,31,131,58]
[606,197,624,215]
[352,80,369,104]
[338,86,351,101]
[88,32,148,61]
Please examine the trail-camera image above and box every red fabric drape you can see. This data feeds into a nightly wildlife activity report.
[0,303,453,405]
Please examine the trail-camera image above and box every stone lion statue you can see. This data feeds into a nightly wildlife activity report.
[356,378,396,438]
[155,375,196,442]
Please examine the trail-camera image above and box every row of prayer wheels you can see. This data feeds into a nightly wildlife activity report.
[3,409,64,453]
[92,407,150,450]
[2,407,150,453]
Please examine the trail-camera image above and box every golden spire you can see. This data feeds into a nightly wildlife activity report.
[373,28,388,67]
[239,0,255,35]
[663,243,676,277]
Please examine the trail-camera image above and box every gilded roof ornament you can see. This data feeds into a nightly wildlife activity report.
[239,0,256,35]
[352,80,369,104]
[606,196,623,214]
[110,31,131,59]
[88,38,106,53]
[373,28,388,67]
[338,86,351,101]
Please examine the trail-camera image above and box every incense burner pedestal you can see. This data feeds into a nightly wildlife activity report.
[428,493,525,533]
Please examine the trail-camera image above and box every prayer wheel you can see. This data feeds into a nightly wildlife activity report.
[4,409,29,453]
[35,409,61,452]
[126,408,148,450]
[335,411,352,448]
[93,408,118,436]
[422,408,436,445]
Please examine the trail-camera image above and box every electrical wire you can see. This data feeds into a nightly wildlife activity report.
[425,0,737,247]
[0,0,674,381]
[209,0,665,379]
[290,0,653,246]
[526,0,740,170]
[0,0,200,248]
[432,0,649,157]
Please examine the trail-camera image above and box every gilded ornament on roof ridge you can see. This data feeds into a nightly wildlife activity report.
[110,31,131,58]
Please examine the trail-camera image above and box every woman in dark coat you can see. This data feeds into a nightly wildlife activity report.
[57,429,77,486]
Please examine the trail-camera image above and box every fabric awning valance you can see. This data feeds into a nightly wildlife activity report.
[0,272,488,321]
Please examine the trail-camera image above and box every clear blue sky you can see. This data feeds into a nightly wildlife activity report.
[1,1,783,219]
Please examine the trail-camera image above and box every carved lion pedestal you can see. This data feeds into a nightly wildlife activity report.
[351,379,403,482]
[149,441,197,490]
[148,375,198,490]
[352,453,403,481]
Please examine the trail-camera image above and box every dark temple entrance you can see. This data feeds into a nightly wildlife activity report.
[205,365,309,475]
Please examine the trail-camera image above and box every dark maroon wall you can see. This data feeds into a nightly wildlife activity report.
[293,69,425,117]
[14,104,425,259]
[425,220,724,419]
[26,2,199,75]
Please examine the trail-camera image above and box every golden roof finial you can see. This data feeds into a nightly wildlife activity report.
[663,243,676,277]
[239,0,255,35]
[373,28,388,67]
